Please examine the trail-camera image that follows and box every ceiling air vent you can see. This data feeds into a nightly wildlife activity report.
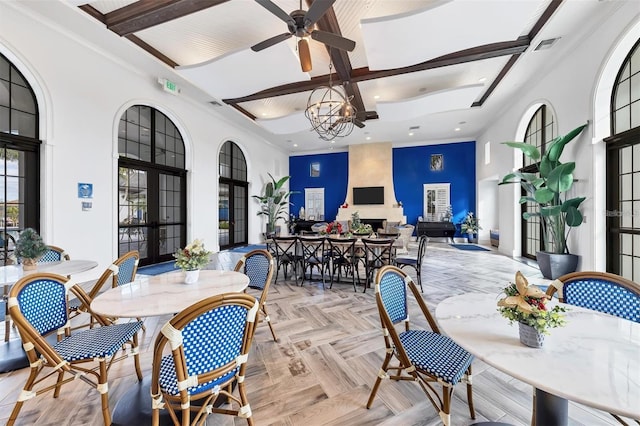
[535,38,560,51]
[409,125,420,130]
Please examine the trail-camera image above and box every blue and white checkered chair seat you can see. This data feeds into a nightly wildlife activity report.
[399,330,474,385]
[53,321,143,361]
[563,279,640,323]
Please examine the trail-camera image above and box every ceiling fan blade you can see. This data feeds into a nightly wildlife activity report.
[305,0,336,26]
[255,0,294,25]
[353,118,365,128]
[298,38,312,72]
[311,30,356,51]
[251,33,292,52]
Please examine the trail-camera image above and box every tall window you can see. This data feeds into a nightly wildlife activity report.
[0,53,40,265]
[118,105,186,266]
[219,141,248,249]
[605,39,640,280]
[521,105,555,259]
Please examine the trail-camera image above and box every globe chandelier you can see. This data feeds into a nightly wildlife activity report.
[304,60,356,141]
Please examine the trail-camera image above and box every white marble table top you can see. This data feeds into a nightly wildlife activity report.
[91,270,249,318]
[435,292,640,419]
[0,259,99,286]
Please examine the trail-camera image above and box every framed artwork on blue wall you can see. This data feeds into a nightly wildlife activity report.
[430,154,444,171]
[310,162,320,177]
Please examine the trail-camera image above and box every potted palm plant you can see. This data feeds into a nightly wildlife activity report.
[460,212,480,243]
[500,123,588,279]
[252,173,296,238]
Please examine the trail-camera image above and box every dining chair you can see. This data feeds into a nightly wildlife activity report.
[299,236,330,287]
[544,271,640,426]
[234,249,278,341]
[366,266,476,426]
[150,292,258,425]
[394,235,428,292]
[360,238,395,292]
[546,271,640,323]
[7,272,143,426]
[68,250,141,330]
[271,236,301,285]
[326,237,359,291]
[38,245,71,263]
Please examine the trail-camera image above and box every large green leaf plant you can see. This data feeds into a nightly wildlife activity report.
[252,174,296,235]
[499,123,588,254]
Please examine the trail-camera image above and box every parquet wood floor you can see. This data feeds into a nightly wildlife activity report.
[0,242,622,425]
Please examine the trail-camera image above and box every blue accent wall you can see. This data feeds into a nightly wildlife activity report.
[289,142,476,234]
[393,141,476,232]
[289,152,348,221]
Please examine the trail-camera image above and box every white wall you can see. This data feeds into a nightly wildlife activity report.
[476,3,640,270]
[0,2,288,280]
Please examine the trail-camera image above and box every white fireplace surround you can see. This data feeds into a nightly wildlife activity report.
[336,142,405,223]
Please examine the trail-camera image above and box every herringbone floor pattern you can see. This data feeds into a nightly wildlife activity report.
[0,242,622,425]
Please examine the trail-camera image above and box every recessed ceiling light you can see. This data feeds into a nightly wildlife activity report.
[374,95,380,99]
[478,77,486,83]
[366,136,371,140]
[293,143,298,147]
[261,112,267,116]
[330,140,335,144]
[409,132,414,136]
[454,127,461,132]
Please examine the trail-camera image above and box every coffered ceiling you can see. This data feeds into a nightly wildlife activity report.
[53,0,624,152]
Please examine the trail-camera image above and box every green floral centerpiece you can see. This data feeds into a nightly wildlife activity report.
[350,211,372,235]
[173,239,212,271]
[16,228,48,270]
[498,271,567,347]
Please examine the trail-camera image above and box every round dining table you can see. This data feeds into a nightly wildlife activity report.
[90,268,250,426]
[1,259,99,372]
[435,292,640,426]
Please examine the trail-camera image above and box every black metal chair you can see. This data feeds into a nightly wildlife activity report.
[299,236,330,287]
[270,236,302,285]
[360,238,395,292]
[326,237,359,291]
[394,235,428,292]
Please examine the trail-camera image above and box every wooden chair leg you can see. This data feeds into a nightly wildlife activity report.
[366,352,393,409]
[262,305,278,342]
[8,367,39,426]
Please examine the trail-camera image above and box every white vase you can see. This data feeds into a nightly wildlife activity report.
[184,269,200,284]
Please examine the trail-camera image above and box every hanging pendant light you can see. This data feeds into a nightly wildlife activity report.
[304,59,356,141]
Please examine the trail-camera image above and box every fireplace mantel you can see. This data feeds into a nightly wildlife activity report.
[336,206,405,223]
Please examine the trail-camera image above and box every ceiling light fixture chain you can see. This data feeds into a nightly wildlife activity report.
[304,55,357,141]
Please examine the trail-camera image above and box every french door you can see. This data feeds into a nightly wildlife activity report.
[218,179,247,250]
[118,164,186,266]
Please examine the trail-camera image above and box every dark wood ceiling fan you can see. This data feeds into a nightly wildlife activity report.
[251,0,356,72]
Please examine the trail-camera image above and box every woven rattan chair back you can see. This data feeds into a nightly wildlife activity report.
[235,249,278,341]
[547,271,640,323]
[366,265,475,425]
[7,272,143,426]
[150,292,258,426]
[38,245,71,263]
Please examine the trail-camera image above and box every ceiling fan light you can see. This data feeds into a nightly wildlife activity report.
[298,38,312,72]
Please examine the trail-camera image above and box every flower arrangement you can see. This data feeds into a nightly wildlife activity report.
[497,271,567,334]
[460,211,481,234]
[350,211,373,235]
[16,228,48,260]
[324,221,343,234]
[173,239,212,271]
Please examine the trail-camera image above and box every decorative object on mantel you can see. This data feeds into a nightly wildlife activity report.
[173,239,212,284]
[497,271,567,348]
[499,122,588,279]
[305,58,358,141]
[460,211,481,243]
[15,228,48,271]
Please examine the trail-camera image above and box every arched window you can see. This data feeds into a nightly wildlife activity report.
[0,52,40,265]
[605,39,640,279]
[218,141,248,249]
[118,105,186,266]
[521,105,555,259]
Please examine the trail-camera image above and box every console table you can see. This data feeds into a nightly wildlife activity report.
[292,219,325,235]
[416,221,456,238]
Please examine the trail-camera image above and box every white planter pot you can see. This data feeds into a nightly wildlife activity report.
[184,269,200,284]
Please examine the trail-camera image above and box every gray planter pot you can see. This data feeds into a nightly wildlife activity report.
[536,251,579,280]
[518,322,545,348]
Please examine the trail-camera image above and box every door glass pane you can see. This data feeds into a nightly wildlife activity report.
[234,185,246,242]
[219,183,230,247]
[0,148,25,264]
[118,167,148,256]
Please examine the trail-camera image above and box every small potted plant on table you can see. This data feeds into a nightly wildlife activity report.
[173,239,212,284]
[15,228,48,271]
